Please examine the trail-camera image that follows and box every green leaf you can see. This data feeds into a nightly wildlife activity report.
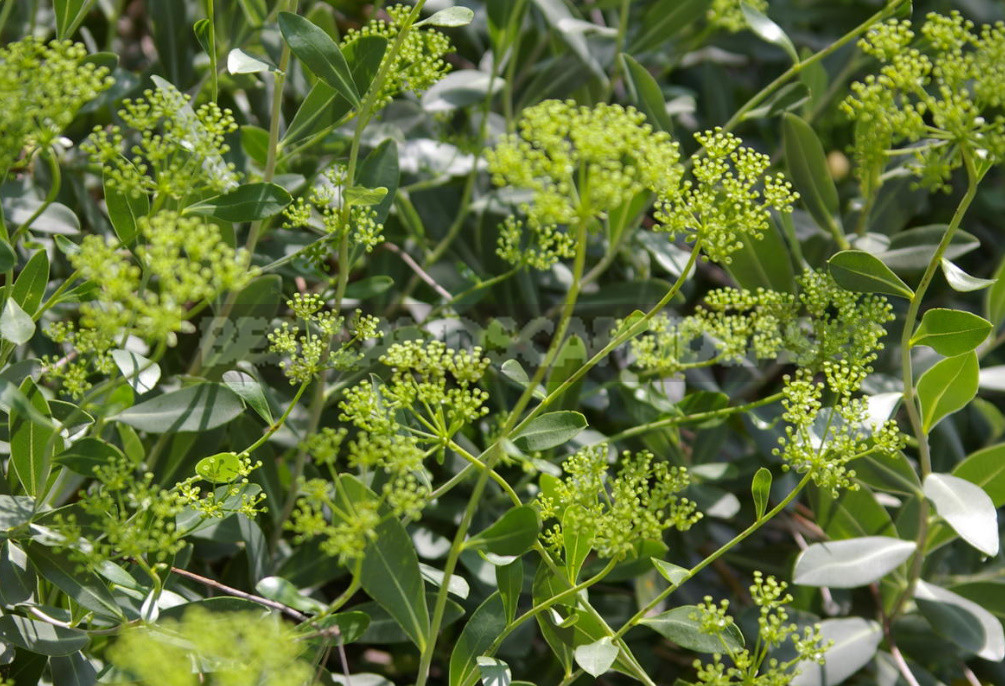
[54,437,123,477]
[222,370,274,424]
[562,505,595,583]
[111,383,245,433]
[512,411,587,452]
[149,3,194,87]
[923,473,999,556]
[53,0,92,39]
[12,249,48,315]
[0,298,35,345]
[630,0,709,53]
[545,335,587,412]
[416,7,475,27]
[227,48,275,74]
[574,637,619,678]
[110,349,161,394]
[915,580,1005,661]
[361,515,431,650]
[941,258,995,292]
[986,255,1005,326]
[185,182,292,222]
[103,172,147,243]
[357,138,399,223]
[283,81,354,146]
[467,506,540,556]
[725,221,796,294]
[0,615,88,656]
[791,618,882,686]
[639,605,744,653]
[496,559,522,624]
[255,575,327,614]
[278,12,360,107]
[828,250,913,299]
[49,653,98,686]
[309,612,371,644]
[26,543,124,620]
[195,452,243,484]
[0,542,35,605]
[953,444,1005,507]
[783,113,840,236]
[0,240,16,272]
[620,55,673,133]
[742,4,798,63]
[0,495,36,535]
[449,593,506,686]
[419,563,469,599]
[793,537,915,588]
[343,35,389,98]
[343,186,388,208]
[853,450,921,496]
[423,70,505,113]
[910,308,992,356]
[881,225,979,273]
[917,352,979,433]
[651,559,689,587]
[751,468,772,520]
[476,657,511,686]
[810,484,896,540]
[9,378,55,497]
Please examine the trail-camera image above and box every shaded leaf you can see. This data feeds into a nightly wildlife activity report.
[751,468,772,520]
[449,593,506,686]
[915,580,1005,661]
[186,182,292,222]
[467,506,540,556]
[0,616,88,656]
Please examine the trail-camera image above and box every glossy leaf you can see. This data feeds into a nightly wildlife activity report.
[953,444,1005,507]
[361,516,430,649]
[0,298,35,345]
[416,7,475,27]
[110,349,161,394]
[917,352,979,433]
[255,575,327,614]
[227,48,274,74]
[793,537,915,588]
[195,452,243,484]
[640,605,744,653]
[26,543,123,620]
[791,618,882,686]
[49,653,98,686]
[222,370,274,424]
[783,113,840,236]
[476,657,510,686]
[910,308,992,356]
[828,250,913,299]
[512,411,587,452]
[574,637,619,678]
[0,495,36,534]
[449,593,506,686]
[0,616,88,656]
[9,378,55,497]
[467,506,540,556]
[111,383,244,433]
[751,468,772,520]
[620,54,674,133]
[881,225,978,272]
[186,182,292,222]
[941,258,995,292]
[9,233,47,311]
[278,12,359,107]
[651,559,689,587]
[915,580,1005,661]
[742,4,798,62]
[496,559,522,624]
[103,172,147,243]
[923,473,999,556]
[357,139,399,223]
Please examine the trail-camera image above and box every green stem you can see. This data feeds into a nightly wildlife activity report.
[12,148,61,245]
[890,150,983,620]
[613,471,814,640]
[607,392,785,444]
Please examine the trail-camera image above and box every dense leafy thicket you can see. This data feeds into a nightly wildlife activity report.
[0,1,1003,685]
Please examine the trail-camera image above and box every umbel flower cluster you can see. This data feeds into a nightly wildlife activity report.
[0,38,113,173]
[339,3,452,107]
[488,101,797,269]
[708,0,767,33]
[44,212,252,396]
[82,81,240,200]
[289,341,491,562]
[537,446,701,565]
[691,572,829,685]
[632,270,895,376]
[843,12,1005,192]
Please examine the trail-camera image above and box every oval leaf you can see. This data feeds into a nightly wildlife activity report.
[416,6,475,27]
[111,383,244,433]
[195,452,243,484]
[828,250,913,299]
[468,506,540,556]
[783,113,840,237]
[953,444,1005,508]
[574,637,619,678]
[278,12,360,107]
[923,473,999,556]
[911,308,992,357]
[751,468,772,521]
[941,258,995,292]
[639,605,744,653]
[917,352,979,433]
[915,580,1005,661]
[186,182,292,222]
[512,411,587,452]
[793,536,916,588]
[791,618,882,686]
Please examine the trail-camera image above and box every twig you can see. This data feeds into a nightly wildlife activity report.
[169,566,309,622]
[381,242,453,301]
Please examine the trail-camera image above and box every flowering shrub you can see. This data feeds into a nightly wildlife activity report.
[0,2,1002,686]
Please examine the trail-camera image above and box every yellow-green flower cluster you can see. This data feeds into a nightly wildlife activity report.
[340,4,452,106]
[537,446,701,561]
[691,572,828,685]
[631,270,893,377]
[488,99,682,269]
[842,12,1005,192]
[655,128,798,264]
[776,362,907,494]
[0,38,113,173]
[708,0,766,33]
[83,83,239,200]
[108,608,315,686]
[283,166,386,260]
[288,476,382,564]
[45,212,252,396]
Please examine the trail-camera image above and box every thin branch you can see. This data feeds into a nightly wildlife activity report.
[381,242,454,301]
[169,566,309,623]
